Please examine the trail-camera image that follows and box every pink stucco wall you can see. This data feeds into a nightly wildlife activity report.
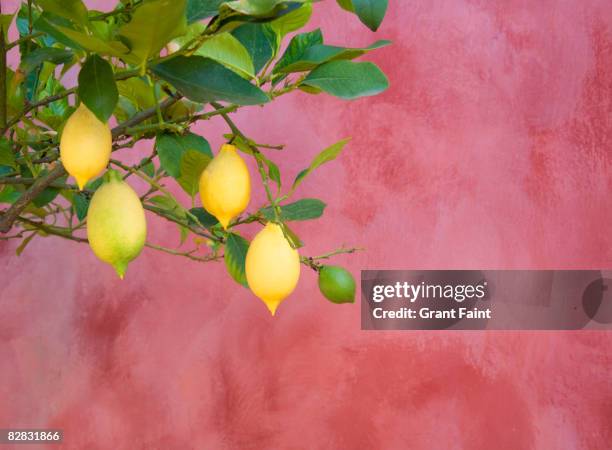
[2,1,612,448]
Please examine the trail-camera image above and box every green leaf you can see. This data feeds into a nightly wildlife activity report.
[232,23,276,73]
[32,14,83,50]
[188,207,219,228]
[302,60,388,99]
[268,3,312,39]
[221,0,308,17]
[84,176,104,192]
[277,39,391,73]
[139,158,155,178]
[72,192,89,221]
[50,23,129,57]
[78,55,118,122]
[177,150,211,196]
[33,187,60,207]
[195,32,255,78]
[186,0,226,23]
[156,132,212,178]
[117,0,187,68]
[352,0,388,31]
[336,0,354,12]
[149,195,186,220]
[0,186,21,204]
[292,138,350,191]
[19,48,73,77]
[117,77,156,111]
[16,233,37,256]
[280,222,303,248]
[179,224,189,244]
[273,28,322,74]
[0,138,17,169]
[35,0,89,29]
[152,55,270,105]
[224,232,250,287]
[262,198,326,221]
[264,157,281,190]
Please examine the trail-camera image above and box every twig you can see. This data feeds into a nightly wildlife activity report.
[0,164,67,233]
[143,204,215,240]
[17,216,88,243]
[0,176,72,189]
[145,242,221,263]
[6,32,45,50]
[300,247,364,271]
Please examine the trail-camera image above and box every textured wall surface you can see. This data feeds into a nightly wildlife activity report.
[2,1,612,449]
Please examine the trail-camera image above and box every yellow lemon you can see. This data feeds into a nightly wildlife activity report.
[60,103,112,190]
[245,223,300,315]
[87,170,146,279]
[199,143,250,229]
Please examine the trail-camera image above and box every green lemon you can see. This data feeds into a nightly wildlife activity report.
[318,265,356,304]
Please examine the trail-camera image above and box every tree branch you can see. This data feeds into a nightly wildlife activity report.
[17,216,88,243]
[0,163,66,233]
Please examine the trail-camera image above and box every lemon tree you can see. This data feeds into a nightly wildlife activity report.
[0,0,389,315]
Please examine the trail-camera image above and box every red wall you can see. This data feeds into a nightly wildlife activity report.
[2,1,612,448]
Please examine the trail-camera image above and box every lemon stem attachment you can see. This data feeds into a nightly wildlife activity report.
[103,169,123,184]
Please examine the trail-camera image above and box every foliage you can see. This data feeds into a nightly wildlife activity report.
[0,0,389,305]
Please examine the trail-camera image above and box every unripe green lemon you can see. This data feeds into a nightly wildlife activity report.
[87,171,147,278]
[245,223,300,316]
[60,103,112,190]
[318,265,356,304]
[199,143,251,229]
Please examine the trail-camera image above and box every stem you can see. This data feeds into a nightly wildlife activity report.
[300,247,364,271]
[143,204,215,240]
[27,0,33,35]
[145,242,222,263]
[149,76,165,126]
[17,216,88,243]
[0,163,66,233]
[167,103,239,126]
[6,32,45,51]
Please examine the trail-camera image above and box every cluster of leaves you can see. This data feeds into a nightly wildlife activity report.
[0,0,389,294]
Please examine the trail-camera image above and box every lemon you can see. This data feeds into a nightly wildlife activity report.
[87,170,147,278]
[318,265,356,304]
[199,143,250,229]
[60,103,112,190]
[245,223,300,315]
